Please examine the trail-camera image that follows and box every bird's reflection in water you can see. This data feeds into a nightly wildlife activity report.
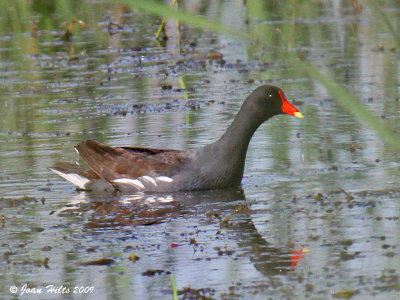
[55,188,306,275]
[88,193,180,226]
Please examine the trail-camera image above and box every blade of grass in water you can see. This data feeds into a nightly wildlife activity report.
[171,274,178,300]
[155,0,178,40]
[299,60,400,152]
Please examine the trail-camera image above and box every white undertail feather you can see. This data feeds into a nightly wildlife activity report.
[49,168,90,189]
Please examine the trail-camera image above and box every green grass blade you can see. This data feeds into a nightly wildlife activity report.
[299,60,400,152]
[171,274,178,300]
[155,0,178,40]
[155,17,167,40]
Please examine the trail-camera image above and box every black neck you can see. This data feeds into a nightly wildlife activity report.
[214,99,271,158]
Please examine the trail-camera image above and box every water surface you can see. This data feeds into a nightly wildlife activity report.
[1,1,400,299]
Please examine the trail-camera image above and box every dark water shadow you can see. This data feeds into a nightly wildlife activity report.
[56,188,302,275]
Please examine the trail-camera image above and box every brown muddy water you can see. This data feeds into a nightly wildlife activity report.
[1,1,400,299]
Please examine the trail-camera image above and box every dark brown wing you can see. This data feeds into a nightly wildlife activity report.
[75,140,188,181]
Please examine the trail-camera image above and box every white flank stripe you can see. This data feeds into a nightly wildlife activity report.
[49,168,89,189]
[113,178,145,190]
[138,175,157,188]
[155,176,174,183]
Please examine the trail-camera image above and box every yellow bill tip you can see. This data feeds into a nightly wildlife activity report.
[294,111,304,119]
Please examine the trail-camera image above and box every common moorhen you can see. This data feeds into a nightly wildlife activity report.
[50,85,303,192]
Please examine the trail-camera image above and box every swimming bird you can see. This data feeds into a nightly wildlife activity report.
[50,85,303,193]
